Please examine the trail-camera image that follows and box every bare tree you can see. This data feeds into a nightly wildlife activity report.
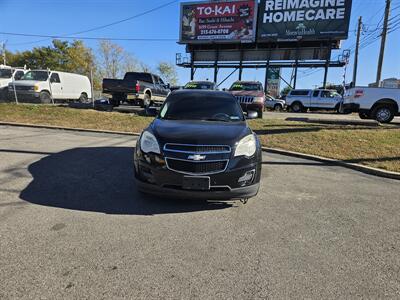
[156,61,178,85]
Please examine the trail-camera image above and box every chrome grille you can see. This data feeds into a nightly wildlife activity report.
[166,159,228,175]
[235,96,254,104]
[163,143,231,175]
[164,143,231,154]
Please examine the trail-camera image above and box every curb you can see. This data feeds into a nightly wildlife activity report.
[263,147,400,180]
[0,121,141,137]
[1,121,399,180]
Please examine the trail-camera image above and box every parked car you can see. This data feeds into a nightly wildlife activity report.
[343,87,400,123]
[183,81,217,90]
[8,70,92,103]
[102,72,170,108]
[228,81,265,118]
[286,89,342,113]
[134,90,262,201]
[0,65,27,100]
[264,95,286,111]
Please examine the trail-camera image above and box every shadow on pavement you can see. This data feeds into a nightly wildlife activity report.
[19,147,232,215]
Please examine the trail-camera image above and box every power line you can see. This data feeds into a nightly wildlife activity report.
[8,0,178,46]
[1,32,177,42]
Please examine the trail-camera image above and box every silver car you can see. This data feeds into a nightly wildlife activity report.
[264,95,286,111]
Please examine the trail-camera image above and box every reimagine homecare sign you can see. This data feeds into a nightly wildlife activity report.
[257,0,352,41]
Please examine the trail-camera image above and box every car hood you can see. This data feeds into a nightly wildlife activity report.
[230,90,265,97]
[8,80,41,86]
[150,119,252,146]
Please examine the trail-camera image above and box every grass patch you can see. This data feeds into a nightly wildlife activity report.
[1,103,399,173]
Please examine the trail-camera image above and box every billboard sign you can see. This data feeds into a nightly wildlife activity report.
[257,0,352,41]
[180,0,257,44]
[266,68,281,97]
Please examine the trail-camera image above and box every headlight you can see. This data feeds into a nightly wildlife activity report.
[234,134,256,158]
[140,131,160,154]
[34,85,39,91]
[253,96,264,104]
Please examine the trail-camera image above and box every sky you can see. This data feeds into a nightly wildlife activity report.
[1,0,399,89]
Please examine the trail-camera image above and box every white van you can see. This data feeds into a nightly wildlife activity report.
[0,65,28,99]
[8,70,92,103]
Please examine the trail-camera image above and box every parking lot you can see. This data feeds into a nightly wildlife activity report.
[1,125,400,298]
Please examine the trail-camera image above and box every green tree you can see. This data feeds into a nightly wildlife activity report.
[281,86,292,97]
[156,61,178,85]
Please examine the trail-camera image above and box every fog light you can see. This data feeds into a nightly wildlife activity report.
[238,169,255,185]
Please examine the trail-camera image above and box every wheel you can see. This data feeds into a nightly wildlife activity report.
[274,104,283,112]
[143,93,151,115]
[358,111,370,119]
[79,93,88,103]
[110,97,120,107]
[371,105,395,123]
[39,91,52,104]
[257,109,263,118]
[291,102,303,113]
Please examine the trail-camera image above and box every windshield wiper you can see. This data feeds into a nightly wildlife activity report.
[201,118,230,122]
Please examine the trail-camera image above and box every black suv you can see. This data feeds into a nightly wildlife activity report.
[134,90,262,201]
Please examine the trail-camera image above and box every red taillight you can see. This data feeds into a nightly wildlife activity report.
[354,90,364,98]
[135,83,140,93]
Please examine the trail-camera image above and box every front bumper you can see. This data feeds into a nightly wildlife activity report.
[134,151,262,200]
[136,179,260,200]
[240,103,263,113]
[8,90,40,102]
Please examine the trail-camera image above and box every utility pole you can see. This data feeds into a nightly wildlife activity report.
[1,42,6,65]
[376,0,391,86]
[352,16,362,87]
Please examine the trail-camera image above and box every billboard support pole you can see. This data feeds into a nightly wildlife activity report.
[213,47,219,84]
[323,41,332,88]
[190,50,195,80]
[293,44,300,88]
[264,60,270,94]
[238,50,244,80]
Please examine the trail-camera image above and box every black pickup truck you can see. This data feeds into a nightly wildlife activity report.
[102,72,170,107]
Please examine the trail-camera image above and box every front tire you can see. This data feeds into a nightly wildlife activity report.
[291,102,303,113]
[372,105,395,123]
[39,91,52,104]
[274,104,283,112]
[257,108,263,118]
[143,93,151,115]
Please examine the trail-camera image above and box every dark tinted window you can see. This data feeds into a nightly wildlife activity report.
[312,90,320,97]
[124,72,153,83]
[229,82,262,91]
[0,69,12,78]
[50,73,61,83]
[290,90,310,96]
[184,82,215,90]
[14,71,25,80]
[159,93,244,122]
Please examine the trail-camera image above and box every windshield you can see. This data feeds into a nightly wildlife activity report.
[0,69,12,78]
[22,71,49,81]
[184,82,214,90]
[229,82,262,91]
[159,94,244,122]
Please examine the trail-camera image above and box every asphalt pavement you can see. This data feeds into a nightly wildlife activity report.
[1,125,400,299]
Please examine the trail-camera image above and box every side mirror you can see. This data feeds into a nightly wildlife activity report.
[246,111,258,120]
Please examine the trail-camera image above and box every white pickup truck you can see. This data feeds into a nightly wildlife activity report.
[285,89,342,113]
[343,87,400,123]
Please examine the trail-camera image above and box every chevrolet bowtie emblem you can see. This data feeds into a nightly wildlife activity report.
[188,154,206,161]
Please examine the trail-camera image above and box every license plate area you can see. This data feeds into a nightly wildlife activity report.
[182,176,210,191]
